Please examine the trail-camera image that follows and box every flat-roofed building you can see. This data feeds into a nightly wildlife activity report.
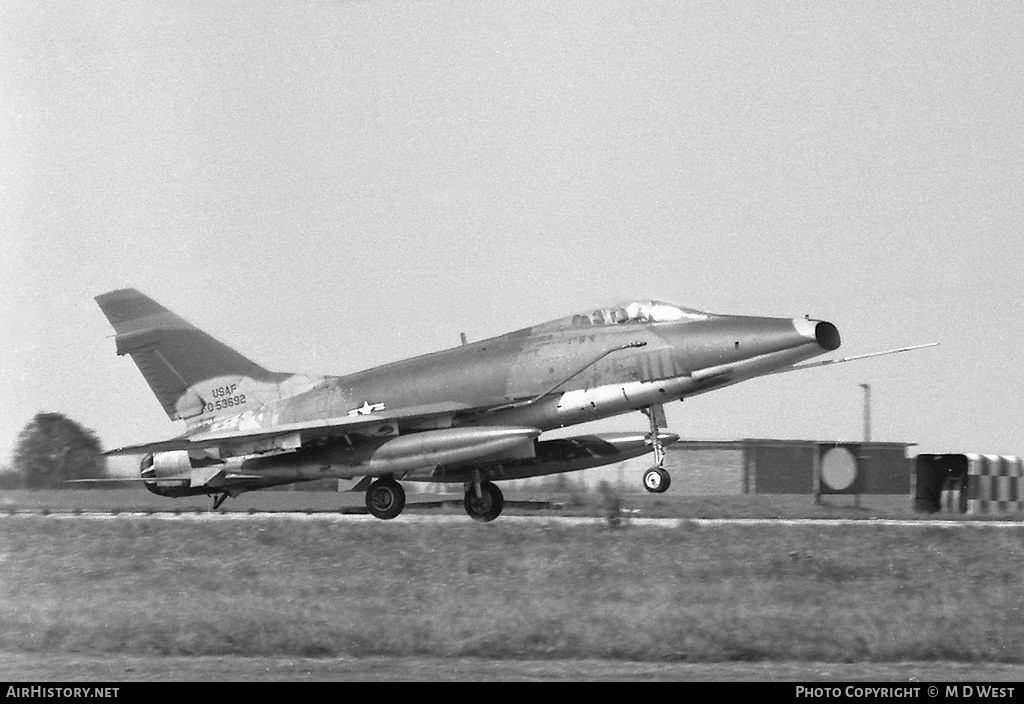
[505,439,914,495]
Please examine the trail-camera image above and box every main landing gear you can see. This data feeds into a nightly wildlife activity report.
[464,478,503,522]
[364,476,504,521]
[365,478,406,520]
[642,405,672,494]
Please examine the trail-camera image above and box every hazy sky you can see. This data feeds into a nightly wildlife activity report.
[2,1,1023,466]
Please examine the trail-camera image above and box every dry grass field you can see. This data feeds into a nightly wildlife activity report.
[2,504,1023,666]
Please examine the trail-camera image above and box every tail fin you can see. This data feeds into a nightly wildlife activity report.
[96,289,292,423]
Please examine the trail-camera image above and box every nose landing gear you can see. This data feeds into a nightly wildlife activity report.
[642,404,672,494]
[642,466,671,493]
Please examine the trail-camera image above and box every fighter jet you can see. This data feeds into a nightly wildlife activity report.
[95,289,933,521]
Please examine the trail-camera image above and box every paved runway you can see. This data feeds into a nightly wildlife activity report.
[5,510,1024,529]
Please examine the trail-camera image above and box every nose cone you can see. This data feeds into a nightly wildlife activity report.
[793,318,841,351]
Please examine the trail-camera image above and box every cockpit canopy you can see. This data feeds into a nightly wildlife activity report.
[539,300,712,331]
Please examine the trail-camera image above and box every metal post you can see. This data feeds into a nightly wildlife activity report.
[859,383,871,443]
[812,442,821,504]
[858,383,871,509]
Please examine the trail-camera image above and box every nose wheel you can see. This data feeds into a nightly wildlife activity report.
[643,467,671,493]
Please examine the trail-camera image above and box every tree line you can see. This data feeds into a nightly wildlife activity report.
[1,412,106,489]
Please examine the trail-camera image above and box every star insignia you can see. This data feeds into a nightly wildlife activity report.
[348,401,386,417]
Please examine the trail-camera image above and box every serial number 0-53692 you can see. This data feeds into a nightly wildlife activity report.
[205,394,246,413]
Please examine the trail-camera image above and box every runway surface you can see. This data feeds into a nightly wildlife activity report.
[4,510,1024,529]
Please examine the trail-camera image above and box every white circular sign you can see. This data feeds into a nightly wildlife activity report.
[821,447,858,491]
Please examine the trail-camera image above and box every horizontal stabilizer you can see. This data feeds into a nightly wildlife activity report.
[102,437,203,457]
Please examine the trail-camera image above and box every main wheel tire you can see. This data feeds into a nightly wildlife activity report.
[643,467,671,494]
[464,481,504,522]
[366,478,406,520]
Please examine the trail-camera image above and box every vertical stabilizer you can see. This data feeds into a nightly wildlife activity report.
[95,289,294,423]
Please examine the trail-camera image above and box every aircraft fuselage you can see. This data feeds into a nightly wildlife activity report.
[264,313,839,435]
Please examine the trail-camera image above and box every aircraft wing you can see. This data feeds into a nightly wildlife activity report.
[103,401,475,456]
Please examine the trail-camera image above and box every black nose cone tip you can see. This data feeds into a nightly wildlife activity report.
[816,321,841,351]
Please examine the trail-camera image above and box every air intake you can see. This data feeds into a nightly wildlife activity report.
[815,321,841,351]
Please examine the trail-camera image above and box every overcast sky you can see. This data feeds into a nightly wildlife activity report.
[2,1,1022,466]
